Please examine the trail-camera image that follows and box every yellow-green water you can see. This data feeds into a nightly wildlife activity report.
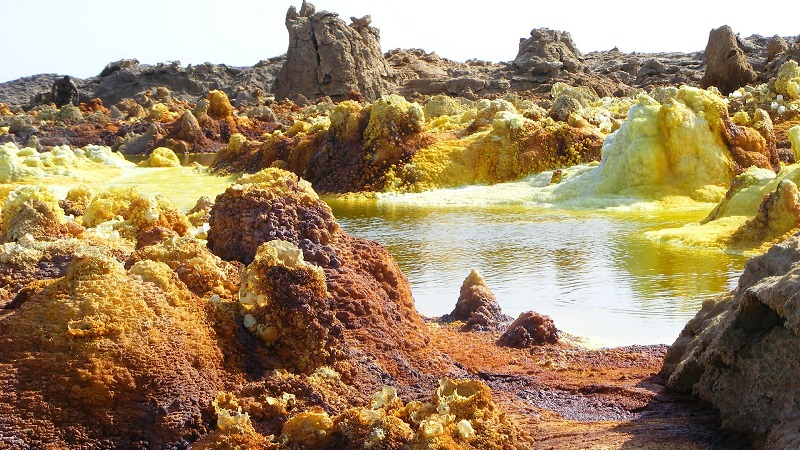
[16,160,748,347]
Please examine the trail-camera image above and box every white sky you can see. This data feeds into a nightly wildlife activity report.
[1,0,797,83]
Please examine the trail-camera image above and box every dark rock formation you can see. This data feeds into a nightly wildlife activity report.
[497,311,559,347]
[663,232,800,447]
[513,28,587,82]
[442,269,511,332]
[701,25,757,94]
[274,1,391,102]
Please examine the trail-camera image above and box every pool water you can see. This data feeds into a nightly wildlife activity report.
[326,192,746,347]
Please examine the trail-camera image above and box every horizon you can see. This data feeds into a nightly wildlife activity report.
[2,0,797,84]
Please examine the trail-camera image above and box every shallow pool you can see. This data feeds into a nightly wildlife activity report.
[326,191,746,347]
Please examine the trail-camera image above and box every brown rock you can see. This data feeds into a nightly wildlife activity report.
[274,3,391,102]
[721,109,780,173]
[766,35,789,63]
[497,311,559,347]
[207,170,339,265]
[700,25,757,95]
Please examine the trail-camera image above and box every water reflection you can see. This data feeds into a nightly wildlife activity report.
[326,198,747,347]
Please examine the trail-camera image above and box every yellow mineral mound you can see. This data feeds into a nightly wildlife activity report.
[82,186,190,241]
[138,146,181,167]
[0,143,131,183]
[539,87,752,207]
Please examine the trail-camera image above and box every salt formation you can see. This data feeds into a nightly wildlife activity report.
[663,233,800,447]
[442,269,510,332]
[274,1,391,102]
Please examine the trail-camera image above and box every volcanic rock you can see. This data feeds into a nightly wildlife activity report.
[701,25,757,95]
[274,2,391,102]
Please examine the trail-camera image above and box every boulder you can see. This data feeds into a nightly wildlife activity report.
[513,28,587,82]
[497,311,559,347]
[274,2,392,102]
[700,25,757,95]
[663,232,800,446]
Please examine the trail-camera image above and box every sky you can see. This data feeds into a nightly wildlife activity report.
[1,0,797,83]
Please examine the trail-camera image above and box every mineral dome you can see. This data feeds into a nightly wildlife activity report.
[1,1,800,449]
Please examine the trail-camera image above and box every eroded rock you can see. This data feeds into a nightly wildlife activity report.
[663,232,800,446]
[274,2,391,102]
[443,269,511,332]
[497,311,559,347]
[513,28,587,82]
[701,25,757,95]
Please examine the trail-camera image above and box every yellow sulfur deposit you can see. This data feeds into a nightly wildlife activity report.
[647,163,800,253]
[280,408,335,448]
[775,60,800,99]
[790,125,800,160]
[365,94,425,166]
[139,147,181,167]
[544,87,734,205]
[82,187,190,241]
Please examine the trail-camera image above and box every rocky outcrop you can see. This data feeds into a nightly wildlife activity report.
[513,28,587,82]
[701,25,757,95]
[274,2,391,102]
[663,232,800,447]
[497,311,559,347]
[442,269,511,332]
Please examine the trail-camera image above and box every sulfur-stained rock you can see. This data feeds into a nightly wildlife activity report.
[497,311,559,347]
[442,269,511,332]
[238,240,336,373]
[663,232,800,446]
[127,234,241,297]
[274,2,391,102]
[58,185,93,217]
[0,186,67,243]
[721,109,780,173]
[729,179,800,247]
[0,251,226,448]
[700,26,757,95]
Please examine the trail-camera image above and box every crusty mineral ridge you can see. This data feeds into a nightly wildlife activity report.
[274,1,392,102]
[0,251,226,448]
[513,28,587,82]
[701,25,757,95]
[662,232,800,447]
[442,269,511,332]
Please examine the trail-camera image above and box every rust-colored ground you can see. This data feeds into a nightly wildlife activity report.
[426,322,751,450]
